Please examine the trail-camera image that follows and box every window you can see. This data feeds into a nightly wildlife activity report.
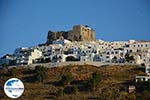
[137,50,139,52]
[130,50,132,52]
[82,27,84,31]
[145,44,148,47]
[106,56,109,58]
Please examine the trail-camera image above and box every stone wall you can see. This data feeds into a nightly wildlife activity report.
[46,25,96,44]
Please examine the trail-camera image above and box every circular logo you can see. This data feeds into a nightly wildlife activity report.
[4,78,24,99]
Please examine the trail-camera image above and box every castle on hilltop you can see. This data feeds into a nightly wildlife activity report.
[46,25,95,44]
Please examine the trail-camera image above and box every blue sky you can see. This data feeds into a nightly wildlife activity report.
[0,0,150,56]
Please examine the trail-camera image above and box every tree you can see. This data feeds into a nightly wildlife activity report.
[130,56,135,62]
[2,64,8,70]
[72,86,78,94]
[1,64,8,74]
[125,53,130,62]
[66,56,78,61]
[57,88,64,97]
[141,63,145,67]
[88,72,101,91]
[136,81,150,92]
[125,53,135,63]
[60,74,73,86]
[45,58,51,63]
[35,65,47,83]
[112,56,117,63]
[127,93,136,100]
[9,67,17,77]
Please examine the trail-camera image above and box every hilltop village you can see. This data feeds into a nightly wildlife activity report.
[1,25,150,99]
[0,25,150,68]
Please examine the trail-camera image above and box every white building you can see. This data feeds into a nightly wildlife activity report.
[100,49,124,63]
[0,54,14,65]
[136,65,150,82]
[14,47,42,65]
[53,38,71,46]
[123,40,150,65]
[1,39,150,65]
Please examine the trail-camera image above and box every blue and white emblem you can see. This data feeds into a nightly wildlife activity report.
[4,78,24,99]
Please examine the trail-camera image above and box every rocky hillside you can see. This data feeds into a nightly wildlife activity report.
[0,64,149,100]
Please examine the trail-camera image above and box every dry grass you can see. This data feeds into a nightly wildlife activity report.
[0,64,144,100]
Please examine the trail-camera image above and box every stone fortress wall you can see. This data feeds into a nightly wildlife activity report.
[46,25,95,44]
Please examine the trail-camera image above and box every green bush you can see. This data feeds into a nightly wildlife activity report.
[88,72,101,91]
[9,67,17,77]
[35,65,47,83]
[136,81,150,92]
[61,74,73,86]
[72,85,78,94]
[1,64,8,75]
[65,56,79,61]
[97,88,123,100]
[141,63,145,67]
[57,89,64,97]
[2,64,8,69]
[125,53,135,63]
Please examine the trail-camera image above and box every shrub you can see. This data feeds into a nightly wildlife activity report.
[63,86,72,94]
[9,67,17,77]
[98,88,123,100]
[60,74,73,86]
[125,53,135,63]
[2,64,8,69]
[35,65,47,83]
[141,63,145,67]
[1,64,8,75]
[72,86,78,94]
[112,56,117,63]
[57,89,64,97]
[88,72,101,91]
[136,81,150,92]
[35,65,46,72]
[65,56,79,61]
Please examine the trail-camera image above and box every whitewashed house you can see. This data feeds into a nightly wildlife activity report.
[14,47,42,65]
[136,65,150,82]
[53,38,71,46]
[123,40,150,64]
[100,49,124,63]
[0,54,14,65]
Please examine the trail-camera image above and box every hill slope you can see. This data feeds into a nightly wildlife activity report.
[0,64,147,100]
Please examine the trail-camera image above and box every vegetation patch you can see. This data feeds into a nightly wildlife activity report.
[0,64,147,100]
